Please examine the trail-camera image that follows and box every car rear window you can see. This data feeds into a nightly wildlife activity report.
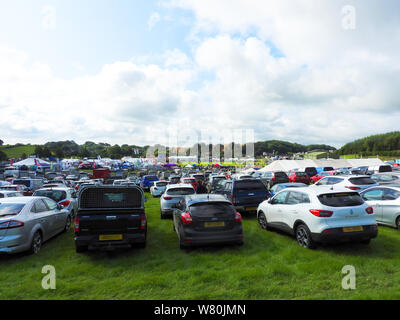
[235,180,267,193]
[156,182,169,187]
[184,179,196,183]
[189,202,234,216]
[348,177,376,185]
[318,192,364,207]
[13,180,30,187]
[167,188,195,196]
[0,203,25,216]
[80,187,143,209]
[379,165,392,173]
[34,190,67,202]
[275,172,288,178]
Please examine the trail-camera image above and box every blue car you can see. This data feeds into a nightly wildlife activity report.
[140,175,159,191]
[269,182,309,197]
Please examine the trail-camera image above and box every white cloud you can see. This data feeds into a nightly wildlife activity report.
[148,12,160,30]
[41,5,56,30]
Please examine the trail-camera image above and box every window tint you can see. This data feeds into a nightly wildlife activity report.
[349,177,376,185]
[235,180,266,193]
[287,192,310,205]
[0,203,25,216]
[271,191,289,204]
[13,180,31,188]
[327,177,344,185]
[34,190,67,202]
[167,188,195,196]
[362,189,384,201]
[156,182,169,187]
[189,202,235,217]
[383,188,400,200]
[318,192,364,207]
[316,177,329,185]
[379,165,392,173]
[43,198,57,211]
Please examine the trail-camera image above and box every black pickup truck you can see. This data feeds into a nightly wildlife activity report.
[74,185,147,252]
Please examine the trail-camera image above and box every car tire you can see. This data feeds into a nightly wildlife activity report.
[295,224,316,249]
[258,212,269,230]
[396,216,400,230]
[75,244,88,253]
[64,215,72,232]
[30,231,42,254]
[160,210,166,219]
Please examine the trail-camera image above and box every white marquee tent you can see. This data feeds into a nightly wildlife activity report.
[13,157,50,167]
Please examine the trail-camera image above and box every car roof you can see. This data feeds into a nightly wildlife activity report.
[35,187,71,191]
[166,183,194,189]
[275,183,307,187]
[283,186,359,196]
[364,184,400,191]
[0,196,37,204]
[185,194,230,205]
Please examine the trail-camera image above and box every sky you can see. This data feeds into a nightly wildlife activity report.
[1,0,400,148]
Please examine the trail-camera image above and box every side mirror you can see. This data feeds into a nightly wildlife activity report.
[57,204,64,210]
[268,199,272,204]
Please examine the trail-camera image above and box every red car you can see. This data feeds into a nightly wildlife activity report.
[310,171,336,184]
[180,177,198,190]
[288,171,310,184]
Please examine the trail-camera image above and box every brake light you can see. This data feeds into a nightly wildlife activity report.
[345,186,361,190]
[163,196,173,200]
[365,206,374,214]
[181,211,192,225]
[0,220,24,230]
[235,212,242,222]
[59,200,70,207]
[74,217,80,232]
[140,215,147,230]
[309,209,333,217]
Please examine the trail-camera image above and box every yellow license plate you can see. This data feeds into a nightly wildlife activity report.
[246,207,257,211]
[99,234,123,241]
[204,221,225,228]
[343,226,363,233]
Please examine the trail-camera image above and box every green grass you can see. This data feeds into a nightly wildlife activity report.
[0,145,37,159]
[1,194,400,299]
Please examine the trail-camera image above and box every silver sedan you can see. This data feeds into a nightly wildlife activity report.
[0,197,70,254]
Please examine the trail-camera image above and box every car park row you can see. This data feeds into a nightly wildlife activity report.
[1,162,400,255]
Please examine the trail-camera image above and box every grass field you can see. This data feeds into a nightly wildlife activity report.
[0,145,36,159]
[1,194,400,300]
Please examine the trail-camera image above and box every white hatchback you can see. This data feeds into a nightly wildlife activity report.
[257,187,378,249]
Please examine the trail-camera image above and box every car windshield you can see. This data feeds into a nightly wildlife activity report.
[189,202,234,216]
[235,180,266,192]
[348,177,376,185]
[167,188,195,196]
[34,190,67,202]
[318,192,364,207]
[0,203,25,216]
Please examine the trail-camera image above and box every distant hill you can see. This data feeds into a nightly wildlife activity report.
[254,140,336,157]
[339,131,400,157]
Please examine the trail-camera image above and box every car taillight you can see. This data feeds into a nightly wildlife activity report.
[59,200,71,207]
[181,211,192,225]
[163,196,173,200]
[309,209,333,217]
[140,215,147,230]
[74,217,80,232]
[235,212,242,222]
[345,186,361,190]
[0,220,24,230]
[365,206,374,214]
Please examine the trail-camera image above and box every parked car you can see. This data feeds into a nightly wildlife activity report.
[259,171,289,189]
[0,197,71,254]
[113,179,127,186]
[297,167,318,178]
[140,175,159,191]
[150,181,169,197]
[370,173,400,185]
[310,171,336,184]
[231,174,253,180]
[180,177,198,190]
[269,183,308,197]
[288,171,311,184]
[0,184,32,196]
[12,178,44,193]
[316,166,334,174]
[74,185,147,252]
[313,175,378,191]
[160,184,195,219]
[169,175,181,184]
[191,173,206,183]
[33,187,78,217]
[212,178,269,213]
[208,175,227,192]
[360,185,400,229]
[0,191,25,198]
[257,188,378,249]
[369,165,393,174]
[171,194,243,249]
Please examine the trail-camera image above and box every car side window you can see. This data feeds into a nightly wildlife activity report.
[383,188,400,201]
[362,189,384,201]
[32,200,48,213]
[43,198,57,211]
[271,191,289,205]
[286,192,303,205]
[316,177,329,186]
[328,177,343,185]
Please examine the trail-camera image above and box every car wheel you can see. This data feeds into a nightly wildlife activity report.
[30,231,42,254]
[75,244,88,253]
[295,224,316,249]
[396,216,400,230]
[64,215,72,232]
[258,212,269,230]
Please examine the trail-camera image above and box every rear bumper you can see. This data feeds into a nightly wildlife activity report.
[0,234,29,254]
[181,226,243,246]
[312,225,378,244]
[75,232,146,249]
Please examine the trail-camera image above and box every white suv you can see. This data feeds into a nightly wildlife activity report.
[312,175,378,191]
[257,187,378,249]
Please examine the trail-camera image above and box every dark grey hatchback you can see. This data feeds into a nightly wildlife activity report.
[171,194,243,249]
